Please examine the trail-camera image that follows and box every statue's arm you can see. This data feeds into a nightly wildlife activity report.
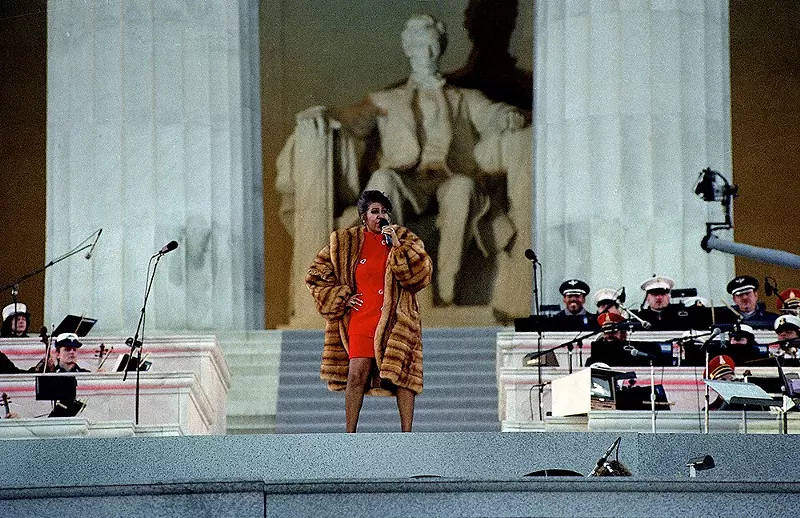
[306,243,352,321]
[462,89,526,136]
[329,96,383,140]
[388,228,433,294]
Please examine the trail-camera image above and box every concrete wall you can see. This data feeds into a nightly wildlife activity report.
[3,432,800,517]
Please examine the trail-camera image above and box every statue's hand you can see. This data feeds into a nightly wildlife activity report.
[296,105,329,133]
[502,110,526,131]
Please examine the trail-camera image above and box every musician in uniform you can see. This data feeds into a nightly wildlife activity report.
[593,288,623,316]
[706,354,737,410]
[724,275,778,329]
[634,276,691,330]
[776,288,800,316]
[726,323,763,366]
[585,312,629,367]
[552,279,596,330]
[1,302,30,337]
[54,333,90,373]
[773,314,800,363]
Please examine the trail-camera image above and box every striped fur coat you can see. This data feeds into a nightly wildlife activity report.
[306,226,432,395]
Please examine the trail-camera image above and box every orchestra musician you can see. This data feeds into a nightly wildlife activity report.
[634,276,691,330]
[1,302,30,337]
[53,333,90,373]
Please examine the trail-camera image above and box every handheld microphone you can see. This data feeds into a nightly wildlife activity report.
[155,240,179,256]
[85,229,103,259]
[619,287,626,304]
[377,218,392,246]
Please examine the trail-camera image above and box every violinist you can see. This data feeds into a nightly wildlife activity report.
[1,302,30,337]
[0,326,56,374]
[54,333,90,373]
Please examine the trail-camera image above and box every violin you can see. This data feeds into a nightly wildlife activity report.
[34,326,55,373]
[95,343,113,371]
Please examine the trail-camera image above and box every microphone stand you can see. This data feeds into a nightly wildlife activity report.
[526,327,606,373]
[124,252,164,425]
[0,229,101,300]
[525,250,545,420]
[649,359,656,433]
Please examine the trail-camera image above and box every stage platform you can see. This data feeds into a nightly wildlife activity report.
[2,431,800,517]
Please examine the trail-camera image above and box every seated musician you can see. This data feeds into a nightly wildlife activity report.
[585,313,628,367]
[634,276,694,330]
[1,302,30,337]
[776,288,800,316]
[593,288,623,316]
[773,315,800,363]
[726,324,764,366]
[706,354,736,410]
[552,279,597,330]
[54,334,90,373]
[717,275,779,329]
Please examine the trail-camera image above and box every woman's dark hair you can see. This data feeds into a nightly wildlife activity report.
[1,314,29,337]
[357,190,393,216]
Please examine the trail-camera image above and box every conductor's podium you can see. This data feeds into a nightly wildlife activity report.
[0,335,231,438]
[497,330,799,433]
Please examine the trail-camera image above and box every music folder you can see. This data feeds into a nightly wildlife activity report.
[35,375,77,401]
[53,315,97,337]
[704,380,776,408]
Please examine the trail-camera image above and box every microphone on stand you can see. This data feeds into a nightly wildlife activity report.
[85,229,103,259]
[765,277,779,297]
[701,327,723,348]
[377,218,392,246]
[624,345,657,361]
[524,249,539,263]
[154,240,179,257]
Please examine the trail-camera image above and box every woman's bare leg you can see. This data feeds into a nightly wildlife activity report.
[396,386,415,432]
[345,358,372,433]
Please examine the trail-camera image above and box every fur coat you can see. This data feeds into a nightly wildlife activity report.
[306,225,432,395]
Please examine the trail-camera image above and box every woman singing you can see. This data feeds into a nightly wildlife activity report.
[306,190,432,432]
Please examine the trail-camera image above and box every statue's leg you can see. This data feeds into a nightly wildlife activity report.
[436,175,474,305]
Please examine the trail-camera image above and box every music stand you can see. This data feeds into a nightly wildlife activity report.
[704,380,776,433]
[113,353,152,372]
[35,376,77,401]
[35,375,85,418]
[53,315,97,337]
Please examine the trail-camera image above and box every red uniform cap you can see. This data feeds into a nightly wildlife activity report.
[776,288,800,313]
[706,354,735,380]
[597,311,625,331]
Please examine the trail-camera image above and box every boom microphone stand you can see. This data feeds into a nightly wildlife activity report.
[124,240,178,425]
[0,229,102,303]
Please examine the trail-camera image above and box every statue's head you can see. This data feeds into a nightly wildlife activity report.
[401,15,447,75]
[463,0,518,51]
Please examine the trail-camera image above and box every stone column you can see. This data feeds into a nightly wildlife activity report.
[46,0,264,333]
[533,0,733,307]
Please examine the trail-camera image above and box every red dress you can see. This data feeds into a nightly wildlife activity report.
[348,230,390,358]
